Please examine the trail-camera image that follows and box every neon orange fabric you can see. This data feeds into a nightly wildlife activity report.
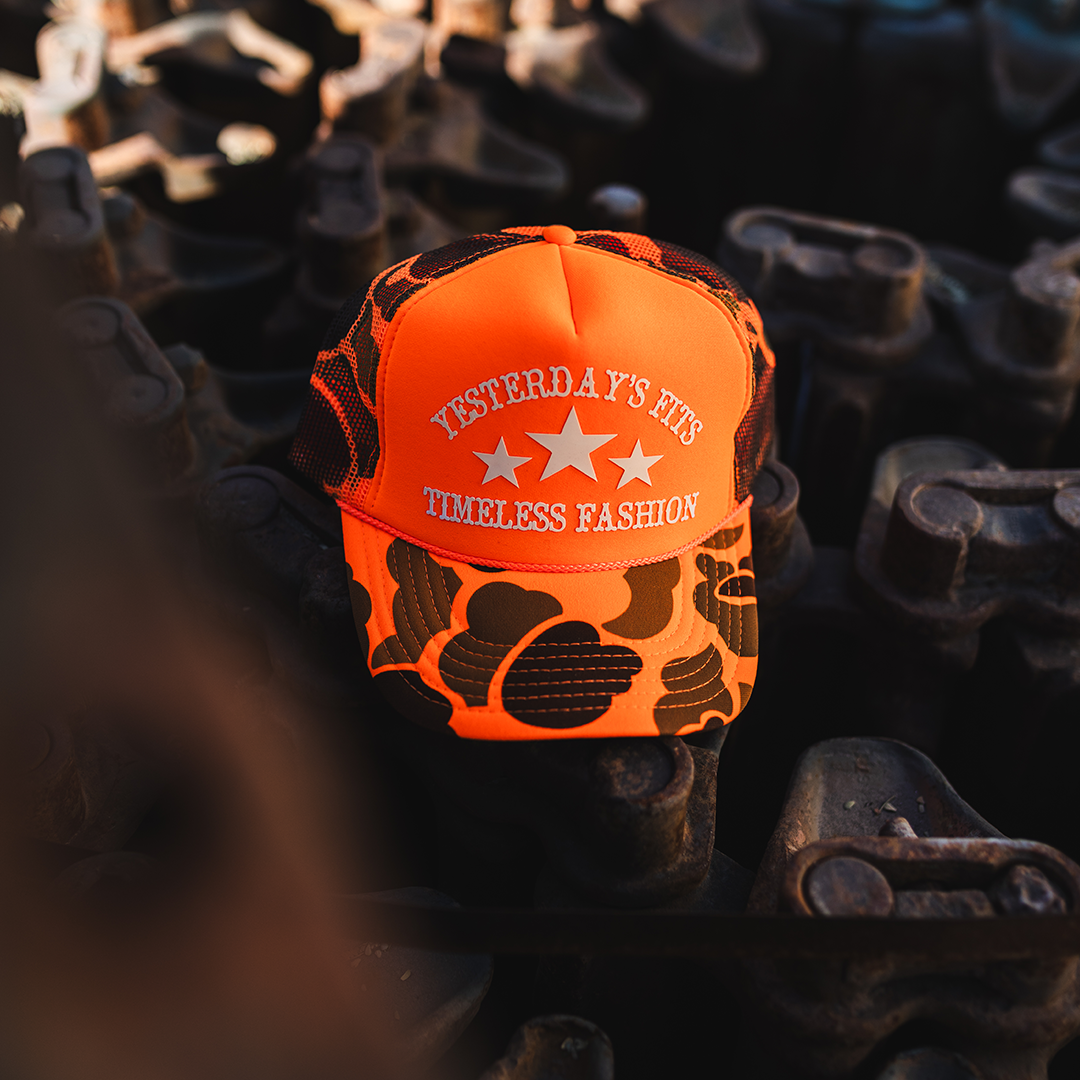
[291,226,775,739]
[343,501,757,740]
[353,238,753,569]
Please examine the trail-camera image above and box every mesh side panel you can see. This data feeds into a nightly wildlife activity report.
[290,230,543,501]
[576,232,631,258]
[735,345,775,504]
[291,391,353,491]
[320,286,367,355]
[575,230,774,497]
[654,239,750,302]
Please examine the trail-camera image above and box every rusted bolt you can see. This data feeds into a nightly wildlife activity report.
[850,239,924,336]
[163,344,209,395]
[301,135,385,304]
[730,219,794,283]
[202,473,281,532]
[101,189,145,241]
[20,146,119,300]
[59,298,192,481]
[867,436,1005,512]
[880,481,983,597]
[721,208,927,350]
[1002,255,1080,367]
[107,374,169,425]
[587,737,693,874]
[989,864,1068,917]
[65,303,120,348]
[805,857,895,917]
[749,460,799,578]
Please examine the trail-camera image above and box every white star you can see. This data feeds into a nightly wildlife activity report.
[609,439,664,488]
[474,437,532,487]
[527,407,618,481]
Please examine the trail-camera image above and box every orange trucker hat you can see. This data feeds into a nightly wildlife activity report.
[290,225,775,740]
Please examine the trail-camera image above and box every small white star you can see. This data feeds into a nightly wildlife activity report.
[527,407,617,481]
[474,437,532,487]
[609,439,663,488]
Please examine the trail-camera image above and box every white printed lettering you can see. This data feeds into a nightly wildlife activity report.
[430,408,457,439]
[648,388,674,418]
[463,386,488,424]
[448,395,470,427]
[494,500,515,529]
[680,419,703,446]
[500,371,526,403]
[523,368,548,399]
[604,370,631,401]
[670,403,693,436]
[627,377,649,408]
[594,503,616,532]
[576,503,596,532]
[479,378,504,410]
[661,395,683,427]
[451,493,475,523]
[419,490,695,537]
[573,367,599,398]
[548,366,572,397]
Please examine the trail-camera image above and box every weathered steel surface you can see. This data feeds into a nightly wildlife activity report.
[478,1015,613,1080]
[739,737,1080,1080]
[57,298,285,488]
[857,468,1080,637]
[20,146,288,356]
[10,1,1080,1076]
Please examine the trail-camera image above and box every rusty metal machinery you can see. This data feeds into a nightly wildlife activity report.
[11,0,1080,1077]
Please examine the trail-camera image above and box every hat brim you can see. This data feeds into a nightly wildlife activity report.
[341,502,757,740]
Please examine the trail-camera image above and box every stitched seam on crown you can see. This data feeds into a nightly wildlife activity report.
[368,240,543,510]
[557,245,579,336]
[567,241,754,415]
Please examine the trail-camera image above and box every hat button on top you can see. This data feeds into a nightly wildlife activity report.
[542,224,577,246]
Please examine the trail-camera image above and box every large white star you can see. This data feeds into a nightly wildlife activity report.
[609,439,664,488]
[474,437,532,486]
[527,407,618,481]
